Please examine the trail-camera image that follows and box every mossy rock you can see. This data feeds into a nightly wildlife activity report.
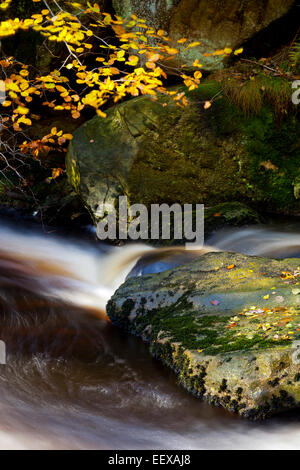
[204,201,262,235]
[66,79,300,229]
[146,202,262,247]
[112,0,295,70]
[107,251,300,419]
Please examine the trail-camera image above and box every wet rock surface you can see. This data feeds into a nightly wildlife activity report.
[107,251,300,418]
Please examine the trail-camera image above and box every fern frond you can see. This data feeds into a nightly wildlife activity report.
[290,40,300,65]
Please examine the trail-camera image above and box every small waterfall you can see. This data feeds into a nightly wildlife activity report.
[0,220,298,449]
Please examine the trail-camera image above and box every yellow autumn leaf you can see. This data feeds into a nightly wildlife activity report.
[52,168,64,179]
[17,116,32,126]
[226,264,235,270]
[117,50,125,59]
[165,47,179,55]
[6,82,20,92]
[146,61,156,69]
[192,59,202,68]
[234,47,244,55]
[126,56,139,66]
[184,41,201,50]
[148,53,160,63]
[16,105,29,115]
[97,109,107,118]
[0,0,12,10]
[213,49,226,56]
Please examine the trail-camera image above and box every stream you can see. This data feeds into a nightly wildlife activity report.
[0,216,299,449]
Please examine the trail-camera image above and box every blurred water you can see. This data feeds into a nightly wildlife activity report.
[0,220,299,449]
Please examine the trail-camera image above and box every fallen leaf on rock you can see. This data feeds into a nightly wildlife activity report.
[226,322,237,329]
[281,271,294,280]
[259,160,279,171]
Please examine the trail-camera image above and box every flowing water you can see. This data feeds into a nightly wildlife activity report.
[0,217,300,450]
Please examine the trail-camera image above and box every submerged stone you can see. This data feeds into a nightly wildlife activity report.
[107,251,300,419]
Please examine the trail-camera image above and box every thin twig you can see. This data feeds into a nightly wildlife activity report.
[240,58,282,76]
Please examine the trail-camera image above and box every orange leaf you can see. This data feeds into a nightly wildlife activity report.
[52,168,64,179]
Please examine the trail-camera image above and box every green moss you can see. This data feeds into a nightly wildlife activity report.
[186,80,221,100]
[223,73,292,118]
[204,201,262,235]
[130,80,300,213]
[69,74,300,224]
[243,110,300,209]
[108,252,300,364]
[122,295,296,355]
[195,79,300,212]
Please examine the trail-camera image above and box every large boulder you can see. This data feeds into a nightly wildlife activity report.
[66,81,300,224]
[107,251,300,419]
[112,0,295,70]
